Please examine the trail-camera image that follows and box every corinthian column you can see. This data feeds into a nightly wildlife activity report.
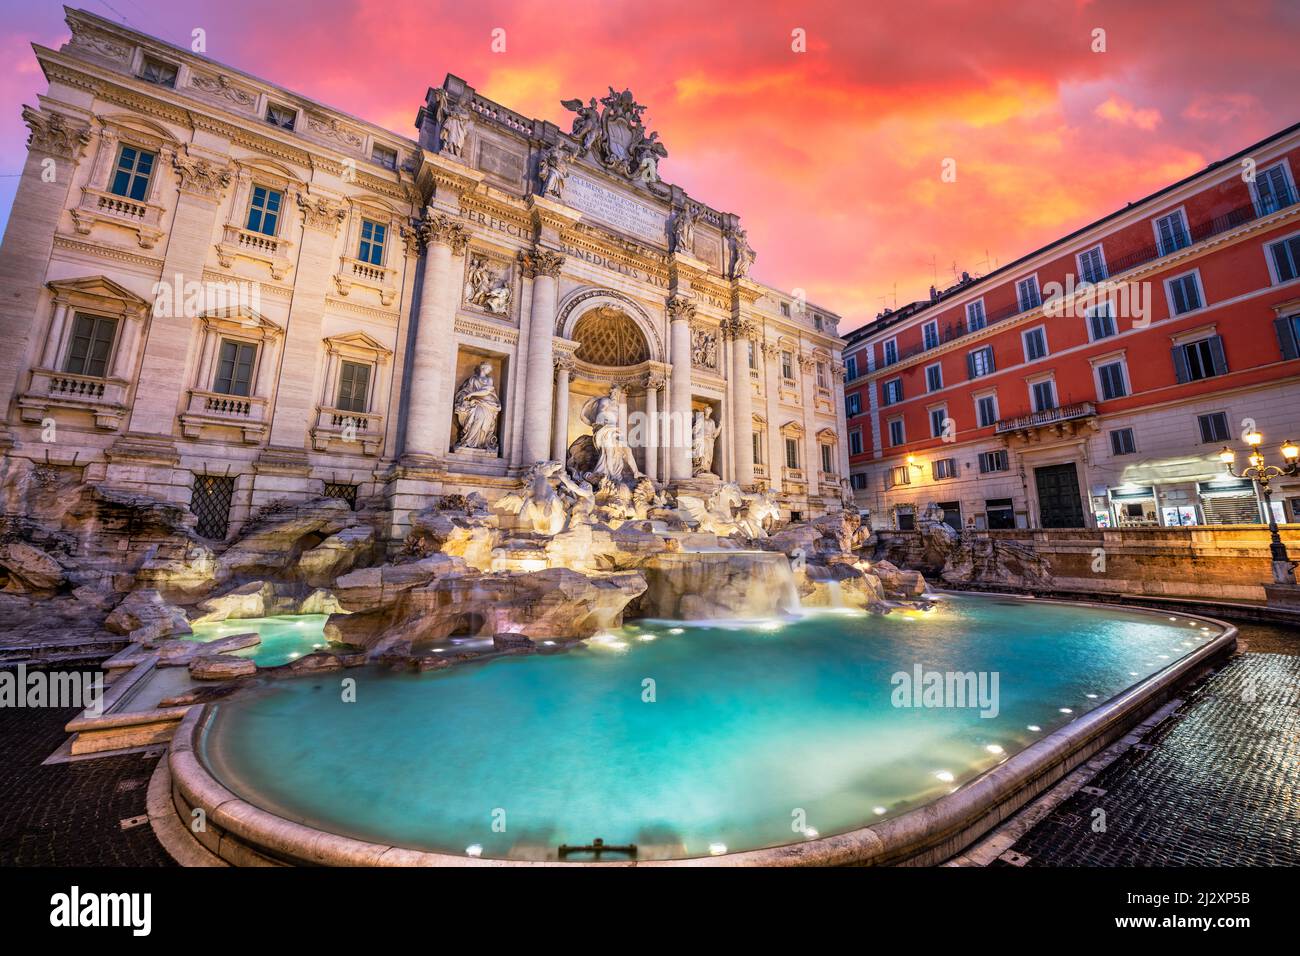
[551,352,574,462]
[520,249,564,465]
[404,213,469,460]
[643,370,665,483]
[667,296,695,481]
[729,320,756,488]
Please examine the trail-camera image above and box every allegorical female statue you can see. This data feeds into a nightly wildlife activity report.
[452,362,501,452]
[588,389,642,484]
[691,406,720,476]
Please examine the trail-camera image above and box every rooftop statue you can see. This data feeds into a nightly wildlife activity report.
[561,88,668,187]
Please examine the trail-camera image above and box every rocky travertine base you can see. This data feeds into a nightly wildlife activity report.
[1,462,941,687]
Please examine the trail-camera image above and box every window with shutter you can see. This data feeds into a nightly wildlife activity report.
[1097,361,1127,400]
[1016,276,1041,312]
[1254,163,1295,214]
[63,313,119,378]
[968,346,994,378]
[1023,327,1047,361]
[1031,380,1056,412]
[1267,235,1300,282]
[785,438,799,469]
[1110,428,1136,455]
[336,361,371,412]
[1197,412,1230,444]
[930,407,947,438]
[888,419,904,446]
[1155,210,1190,256]
[1276,315,1300,360]
[1078,245,1107,284]
[1088,303,1117,340]
[976,395,997,428]
[966,300,986,331]
[922,322,940,349]
[1175,337,1224,382]
[1167,273,1202,315]
[214,340,257,396]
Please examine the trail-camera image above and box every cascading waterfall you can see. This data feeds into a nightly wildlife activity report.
[637,549,802,621]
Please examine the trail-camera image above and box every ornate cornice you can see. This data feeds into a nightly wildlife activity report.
[22,106,91,161]
[418,211,471,255]
[173,151,233,202]
[666,295,696,323]
[297,193,348,234]
[519,248,565,278]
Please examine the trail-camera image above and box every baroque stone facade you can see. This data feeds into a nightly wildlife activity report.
[0,9,850,547]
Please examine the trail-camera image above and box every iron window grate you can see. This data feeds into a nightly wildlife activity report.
[192,475,235,540]
[323,482,358,510]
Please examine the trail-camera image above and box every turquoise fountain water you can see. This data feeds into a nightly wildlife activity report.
[198,594,1220,861]
[187,614,330,667]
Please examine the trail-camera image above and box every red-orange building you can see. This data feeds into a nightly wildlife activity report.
[843,121,1300,531]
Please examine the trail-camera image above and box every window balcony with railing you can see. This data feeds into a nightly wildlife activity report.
[995,401,1097,439]
[333,256,399,307]
[216,224,294,280]
[17,368,130,430]
[310,406,385,456]
[179,389,269,442]
[69,186,165,249]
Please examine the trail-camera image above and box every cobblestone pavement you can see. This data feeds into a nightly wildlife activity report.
[0,669,174,867]
[1004,652,1300,867]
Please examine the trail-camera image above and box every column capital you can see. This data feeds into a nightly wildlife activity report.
[644,370,668,391]
[519,248,565,278]
[554,351,577,374]
[22,106,91,160]
[173,150,234,203]
[666,294,696,323]
[724,317,758,341]
[297,192,348,234]
[417,209,471,255]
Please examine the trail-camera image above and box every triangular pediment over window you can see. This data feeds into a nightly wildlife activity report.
[47,275,151,313]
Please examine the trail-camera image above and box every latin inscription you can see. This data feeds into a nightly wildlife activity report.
[565,174,667,245]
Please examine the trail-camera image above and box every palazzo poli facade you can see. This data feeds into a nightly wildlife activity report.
[0,10,850,545]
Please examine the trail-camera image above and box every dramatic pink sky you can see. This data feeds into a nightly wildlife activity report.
[2,0,1297,330]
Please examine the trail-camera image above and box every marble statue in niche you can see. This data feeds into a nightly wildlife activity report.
[452,361,501,452]
[464,256,512,314]
[692,407,721,476]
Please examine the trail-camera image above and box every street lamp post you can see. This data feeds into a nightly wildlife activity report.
[1218,431,1300,586]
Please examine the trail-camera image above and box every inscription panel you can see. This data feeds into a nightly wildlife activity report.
[565,174,668,245]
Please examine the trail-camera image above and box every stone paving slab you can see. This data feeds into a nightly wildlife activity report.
[0,670,174,867]
[1003,653,1300,867]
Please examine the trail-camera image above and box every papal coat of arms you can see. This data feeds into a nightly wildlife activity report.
[561,88,669,190]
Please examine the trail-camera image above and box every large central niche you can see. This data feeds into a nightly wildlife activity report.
[572,306,649,368]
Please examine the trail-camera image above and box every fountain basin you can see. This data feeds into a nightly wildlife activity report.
[164,594,1235,865]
